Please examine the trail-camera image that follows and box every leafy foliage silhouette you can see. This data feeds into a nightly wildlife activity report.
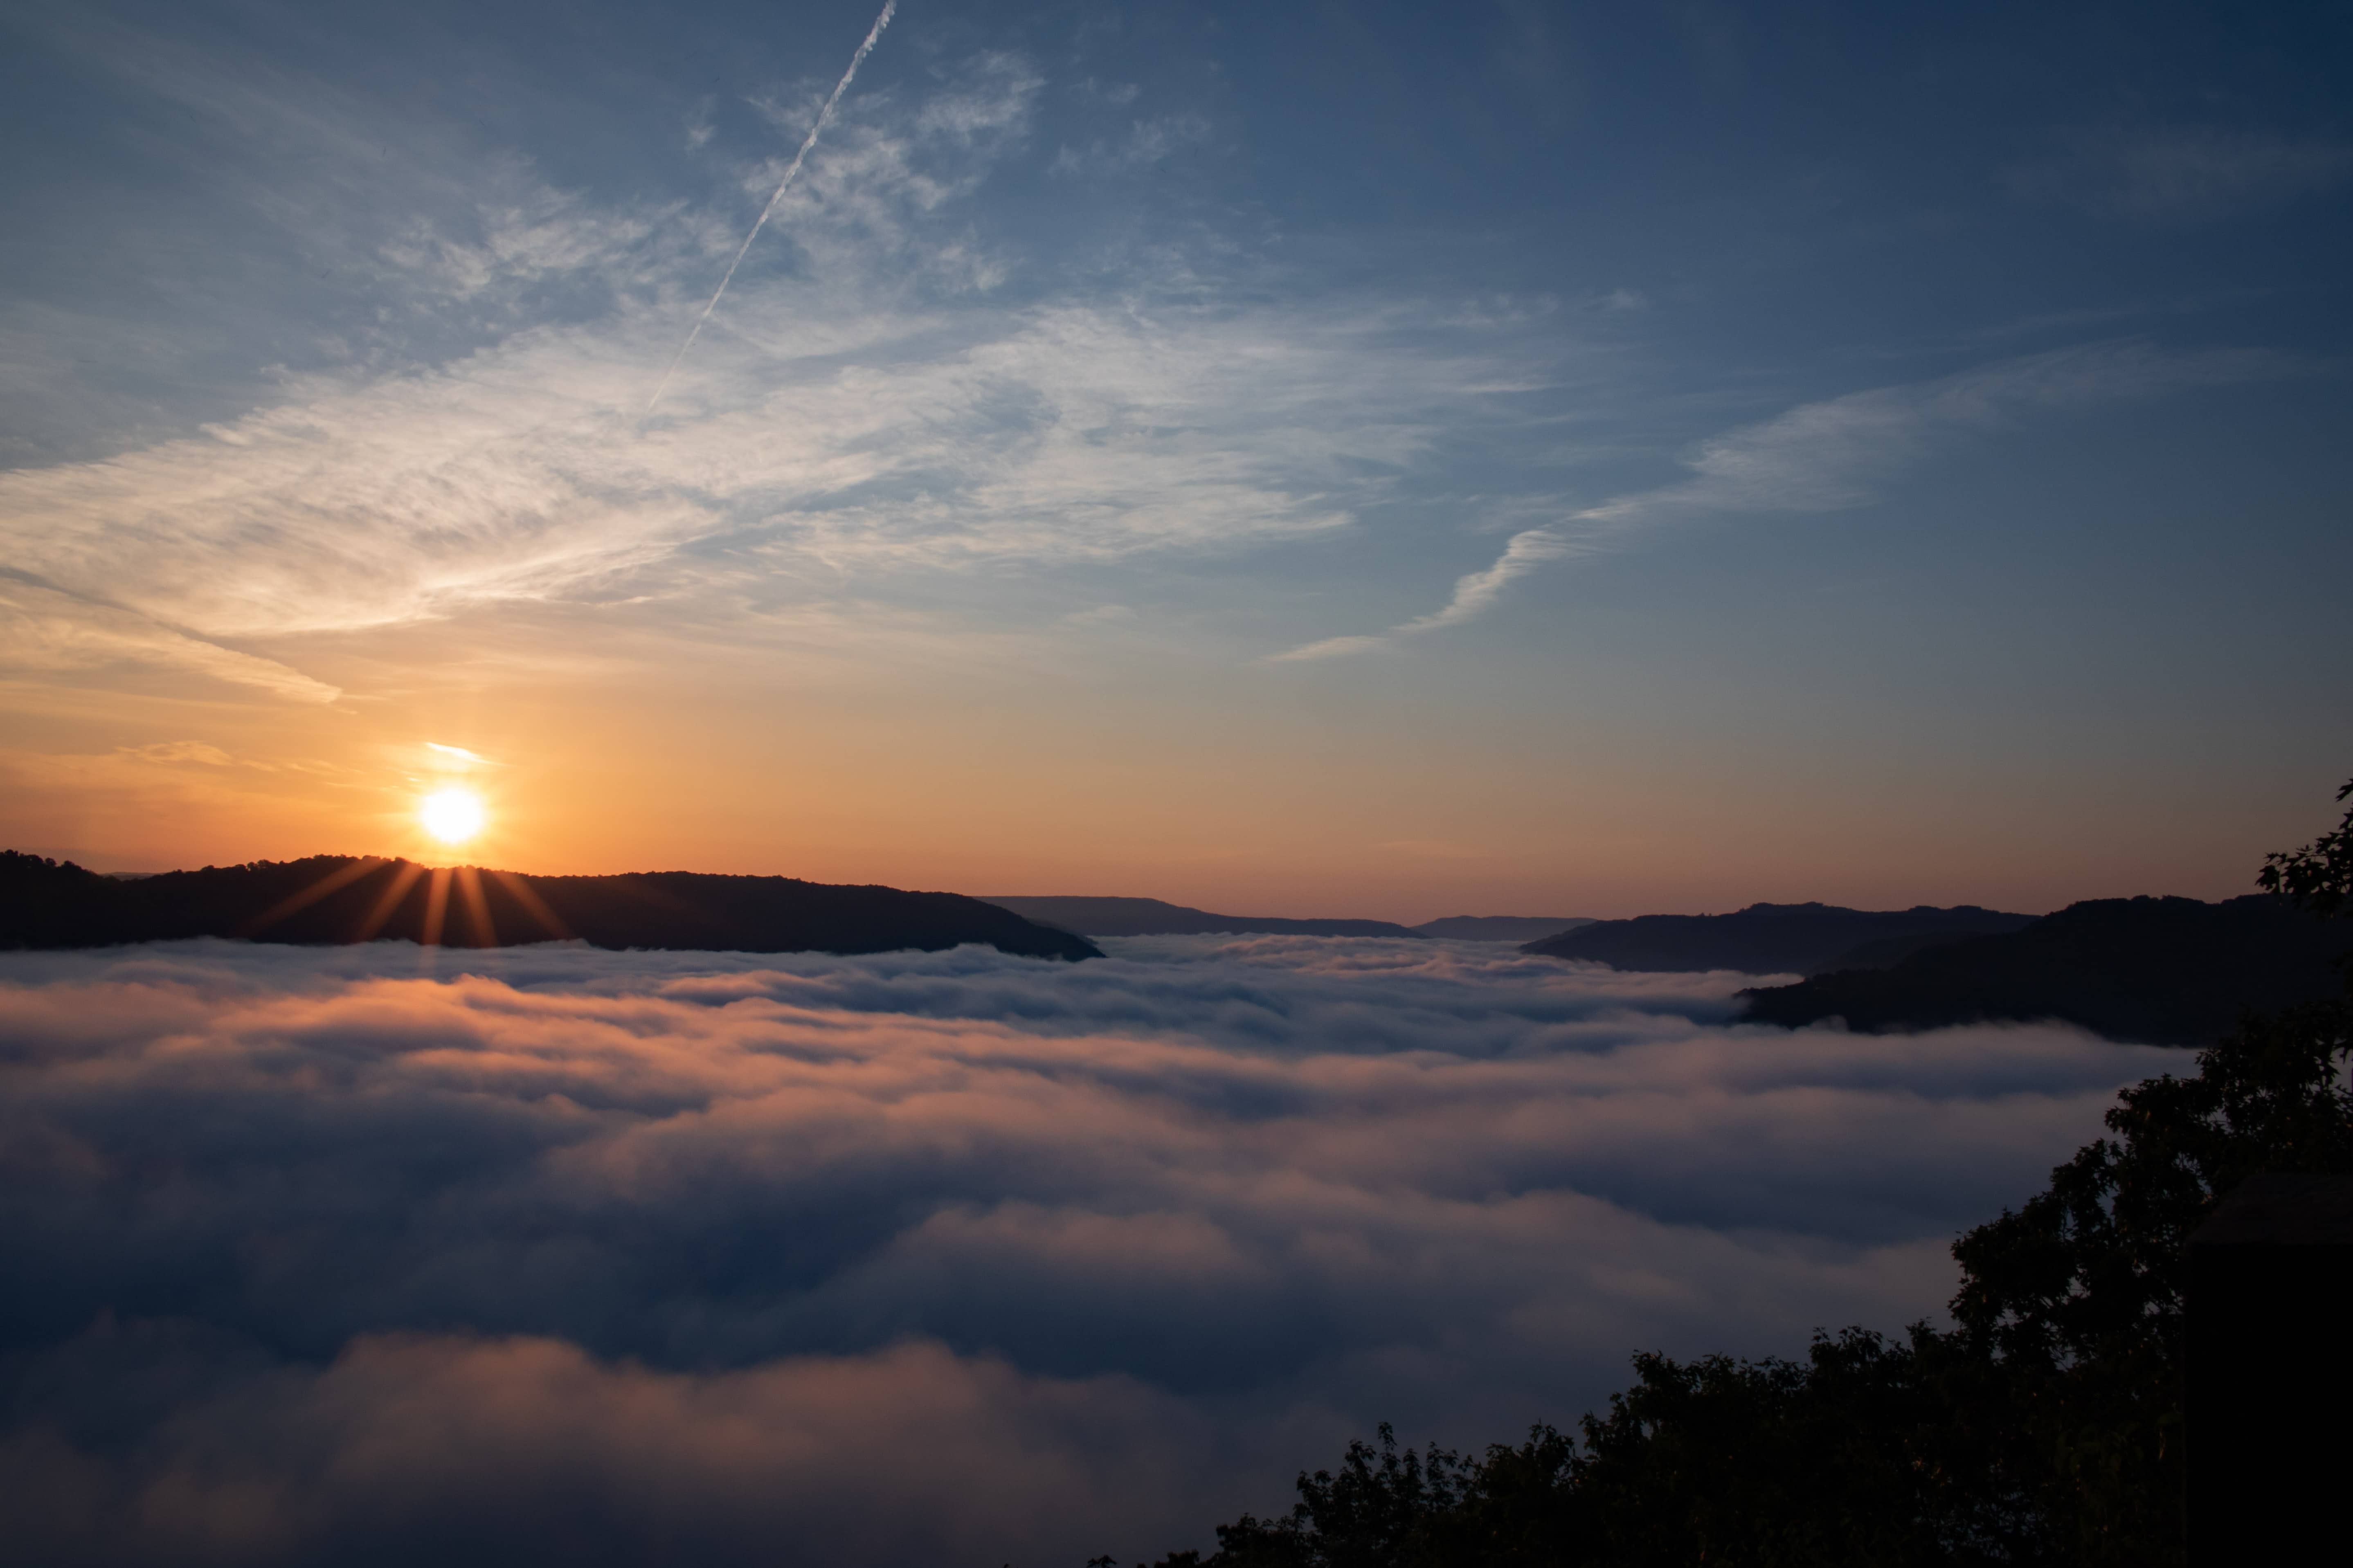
[1135,782,2353,1568]
[2261,777,2353,919]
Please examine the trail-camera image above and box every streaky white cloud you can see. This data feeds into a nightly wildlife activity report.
[738,48,1042,282]
[0,936,2167,1564]
[1271,525,1581,662]
[0,296,1487,648]
[379,176,664,309]
[0,33,1551,702]
[1274,339,2291,659]
[1051,113,1216,177]
[0,577,341,703]
[22,10,680,360]
[647,2,898,416]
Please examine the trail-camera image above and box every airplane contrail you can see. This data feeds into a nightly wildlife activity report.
[644,0,897,418]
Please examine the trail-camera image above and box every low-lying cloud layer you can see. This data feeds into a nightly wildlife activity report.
[0,937,2170,1564]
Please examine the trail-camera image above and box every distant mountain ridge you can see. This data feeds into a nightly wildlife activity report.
[1414,915,1596,943]
[1738,894,2348,1046]
[0,851,1100,961]
[1522,901,2036,976]
[977,895,1421,939]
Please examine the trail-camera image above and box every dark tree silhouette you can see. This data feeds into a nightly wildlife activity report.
[2261,777,2353,917]
[1736,894,2347,1045]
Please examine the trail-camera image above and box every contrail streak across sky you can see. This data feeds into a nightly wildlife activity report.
[644,0,896,417]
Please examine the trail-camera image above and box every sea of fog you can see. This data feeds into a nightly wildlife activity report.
[0,935,2173,1566]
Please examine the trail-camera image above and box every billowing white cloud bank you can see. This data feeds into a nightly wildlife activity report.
[0,937,2171,1564]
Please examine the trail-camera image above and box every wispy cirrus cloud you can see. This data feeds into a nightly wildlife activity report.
[646,2,899,416]
[0,28,1551,703]
[1274,526,1583,662]
[1272,340,2291,660]
[1051,111,1216,177]
[0,296,1501,644]
[0,576,342,702]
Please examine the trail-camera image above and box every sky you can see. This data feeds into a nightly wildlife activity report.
[2,0,2350,917]
[0,935,2175,1564]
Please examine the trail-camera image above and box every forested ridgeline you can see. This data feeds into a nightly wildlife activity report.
[1134,785,2353,1568]
[1521,903,2036,975]
[0,851,1102,961]
[1737,893,2347,1045]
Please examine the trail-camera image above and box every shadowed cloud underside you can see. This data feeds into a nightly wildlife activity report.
[0,935,2170,1564]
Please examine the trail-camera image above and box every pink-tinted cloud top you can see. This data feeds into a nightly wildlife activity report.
[0,936,2171,1564]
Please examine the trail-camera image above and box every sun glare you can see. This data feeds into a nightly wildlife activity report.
[420,788,486,845]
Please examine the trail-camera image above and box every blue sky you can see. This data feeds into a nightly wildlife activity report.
[2,0,2348,914]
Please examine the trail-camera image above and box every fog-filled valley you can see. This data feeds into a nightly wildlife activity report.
[5,0,2350,1556]
[0,934,2172,1566]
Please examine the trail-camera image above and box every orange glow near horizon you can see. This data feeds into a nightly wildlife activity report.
[0,690,2311,923]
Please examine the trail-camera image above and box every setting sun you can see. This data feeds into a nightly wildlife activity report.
[418,788,486,845]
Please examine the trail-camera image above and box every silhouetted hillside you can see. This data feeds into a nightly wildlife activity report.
[0,851,1100,961]
[1413,915,1595,942]
[1523,901,2034,975]
[1738,894,2346,1045]
[977,895,1421,939]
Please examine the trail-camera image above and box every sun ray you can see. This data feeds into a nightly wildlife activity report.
[353,860,427,943]
[486,867,571,941]
[454,865,497,948]
[420,866,452,948]
[236,856,388,937]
